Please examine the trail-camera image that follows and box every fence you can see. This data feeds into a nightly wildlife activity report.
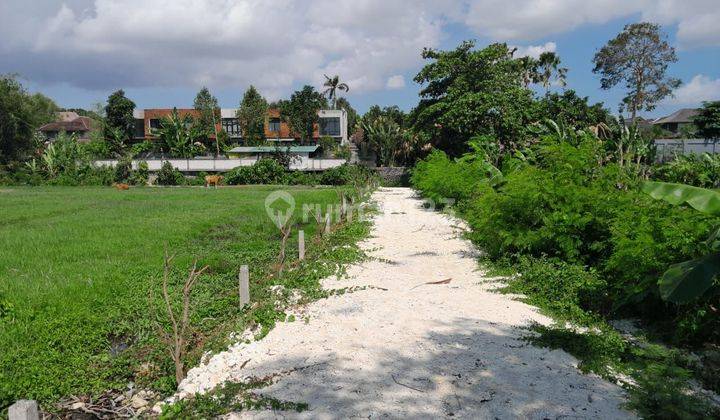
[655,139,720,162]
[93,158,347,172]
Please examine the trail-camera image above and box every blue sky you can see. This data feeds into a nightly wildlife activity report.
[2,1,718,118]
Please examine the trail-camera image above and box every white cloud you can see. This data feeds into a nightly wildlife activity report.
[0,0,717,100]
[667,74,720,105]
[386,75,406,89]
[512,42,557,59]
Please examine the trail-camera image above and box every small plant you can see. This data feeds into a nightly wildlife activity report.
[152,250,209,385]
[156,161,184,186]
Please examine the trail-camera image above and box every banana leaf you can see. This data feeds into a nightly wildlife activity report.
[658,253,720,304]
[642,181,720,216]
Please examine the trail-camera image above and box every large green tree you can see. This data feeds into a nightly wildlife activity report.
[536,51,568,94]
[104,90,136,151]
[278,85,327,142]
[237,86,268,146]
[593,22,681,122]
[411,41,535,157]
[694,101,720,141]
[0,74,57,164]
[533,90,613,128]
[193,86,220,155]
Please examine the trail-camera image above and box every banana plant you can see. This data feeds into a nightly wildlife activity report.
[642,181,720,303]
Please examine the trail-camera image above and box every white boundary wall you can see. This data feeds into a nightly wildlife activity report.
[93,158,347,172]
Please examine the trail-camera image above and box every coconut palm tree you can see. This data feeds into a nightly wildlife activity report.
[537,52,568,94]
[322,74,349,109]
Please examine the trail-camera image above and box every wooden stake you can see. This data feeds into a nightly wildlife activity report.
[298,230,305,260]
[325,212,331,234]
[239,265,249,307]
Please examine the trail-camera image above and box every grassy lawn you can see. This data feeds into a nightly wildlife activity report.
[0,186,365,410]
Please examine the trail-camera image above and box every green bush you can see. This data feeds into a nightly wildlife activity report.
[130,161,149,186]
[156,161,184,186]
[411,150,484,205]
[225,158,286,185]
[114,157,132,183]
[653,153,720,188]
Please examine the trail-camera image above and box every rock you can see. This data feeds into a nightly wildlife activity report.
[130,395,148,409]
[70,402,86,410]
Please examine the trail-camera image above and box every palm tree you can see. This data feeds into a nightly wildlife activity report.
[322,74,349,109]
[361,116,402,166]
[537,52,568,94]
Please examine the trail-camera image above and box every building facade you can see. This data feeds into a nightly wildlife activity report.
[38,111,99,142]
[132,108,348,145]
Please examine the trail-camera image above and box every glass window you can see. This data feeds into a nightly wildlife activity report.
[222,118,241,137]
[134,119,145,138]
[268,118,281,132]
[320,117,341,136]
[149,119,161,130]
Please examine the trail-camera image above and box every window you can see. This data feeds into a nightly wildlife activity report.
[222,118,241,137]
[268,117,281,132]
[319,117,341,136]
[149,119,161,130]
[133,119,145,138]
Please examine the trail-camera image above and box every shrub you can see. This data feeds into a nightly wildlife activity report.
[130,161,149,185]
[114,156,132,183]
[411,150,484,205]
[653,153,720,188]
[225,158,286,185]
[156,161,184,186]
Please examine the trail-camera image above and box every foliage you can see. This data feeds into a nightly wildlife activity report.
[592,22,680,120]
[104,90,136,149]
[131,161,149,186]
[225,158,287,185]
[411,150,484,205]
[237,86,268,146]
[411,41,536,157]
[653,153,720,188]
[0,74,58,164]
[113,156,132,183]
[536,51,568,93]
[533,90,614,129]
[361,116,403,166]
[278,86,327,142]
[193,87,221,155]
[154,108,203,158]
[322,74,349,110]
[694,101,720,140]
[156,161,184,186]
[0,187,368,409]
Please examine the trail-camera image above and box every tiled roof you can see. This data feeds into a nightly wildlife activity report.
[653,109,700,125]
[38,116,93,132]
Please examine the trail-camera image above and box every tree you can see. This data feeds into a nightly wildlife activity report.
[536,51,567,94]
[695,101,720,140]
[237,86,268,146]
[322,75,349,109]
[335,97,359,136]
[104,90,136,152]
[593,22,681,122]
[361,116,403,166]
[193,87,221,156]
[155,108,202,158]
[533,90,613,128]
[278,85,327,142]
[411,41,535,157]
[0,74,57,164]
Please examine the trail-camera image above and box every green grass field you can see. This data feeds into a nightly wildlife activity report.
[0,186,366,410]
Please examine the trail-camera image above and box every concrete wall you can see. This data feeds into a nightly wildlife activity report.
[655,139,720,161]
[93,158,347,172]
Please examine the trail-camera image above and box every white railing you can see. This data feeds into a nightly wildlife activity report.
[93,158,347,172]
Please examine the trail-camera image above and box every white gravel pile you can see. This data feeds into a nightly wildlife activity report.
[177,187,632,419]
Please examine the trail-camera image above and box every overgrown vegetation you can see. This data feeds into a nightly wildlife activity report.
[0,186,371,413]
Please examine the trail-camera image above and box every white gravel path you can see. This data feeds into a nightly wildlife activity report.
[178,187,632,419]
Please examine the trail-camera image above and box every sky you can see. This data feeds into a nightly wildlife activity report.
[1,0,718,118]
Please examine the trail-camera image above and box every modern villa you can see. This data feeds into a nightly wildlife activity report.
[131,108,349,146]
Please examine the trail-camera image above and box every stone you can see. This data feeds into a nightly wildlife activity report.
[130,394,148,409]
[70,402,86,410]
[8,400,39,420]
